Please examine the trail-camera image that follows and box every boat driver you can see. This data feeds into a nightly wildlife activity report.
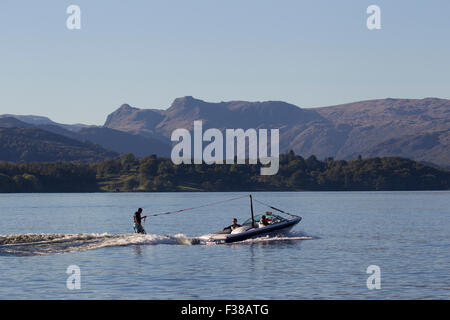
[222,218,241,232]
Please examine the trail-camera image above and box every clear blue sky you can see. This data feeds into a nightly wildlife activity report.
[1,0,449,124]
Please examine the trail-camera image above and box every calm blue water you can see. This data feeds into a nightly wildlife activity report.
[0,191,449,299]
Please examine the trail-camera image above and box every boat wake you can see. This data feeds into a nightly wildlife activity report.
[0,233,199,256]
[0,231,313,256]
[241,235,313,243]
[217,231,314,245]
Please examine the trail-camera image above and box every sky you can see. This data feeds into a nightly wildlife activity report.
[1,0,449,125]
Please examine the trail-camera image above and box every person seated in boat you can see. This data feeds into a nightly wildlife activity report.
[133,208,147,234]
[222,218,241,232]
[259,215,271,227]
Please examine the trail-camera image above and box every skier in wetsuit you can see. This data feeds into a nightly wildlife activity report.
[133,208,147,234]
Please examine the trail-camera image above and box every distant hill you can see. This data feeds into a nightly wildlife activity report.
[352,130,450,168]
[314,98,450,167]
[0,116,171,158]
[75,127,171,157]
[3,96,450,167]
[104,97,450,168]
[104,104,166,139]
[0,117,34,128]
[104,97,321,138]
[2,114,87,131]
[0,127,118,162]
[31,124,171,157]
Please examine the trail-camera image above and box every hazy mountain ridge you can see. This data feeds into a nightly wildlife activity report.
[104,104,166,139]
[354,130,450,167]
[0,126,118,162]
[104,96,450,168]
[0,117,35,129]
[2,96,449,168]
[75,127,171,157]
[314,98,450,161]
[0,116,171,160]
[2,114,88,131]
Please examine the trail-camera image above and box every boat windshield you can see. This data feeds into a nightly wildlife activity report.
[242,214,287,225]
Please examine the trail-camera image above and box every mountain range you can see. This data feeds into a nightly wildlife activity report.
[1,96,449,168]
[0,116,171,161]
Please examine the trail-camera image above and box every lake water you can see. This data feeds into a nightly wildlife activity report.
[0,191,449,299]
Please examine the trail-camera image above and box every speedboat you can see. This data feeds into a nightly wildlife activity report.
[199,195,302,243]
[199,214,302,243]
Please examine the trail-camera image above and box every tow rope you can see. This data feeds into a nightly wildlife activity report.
[146,194,248,217]
[252,198,300,218]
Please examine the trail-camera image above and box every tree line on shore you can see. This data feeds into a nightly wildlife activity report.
[0,152,449,193]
